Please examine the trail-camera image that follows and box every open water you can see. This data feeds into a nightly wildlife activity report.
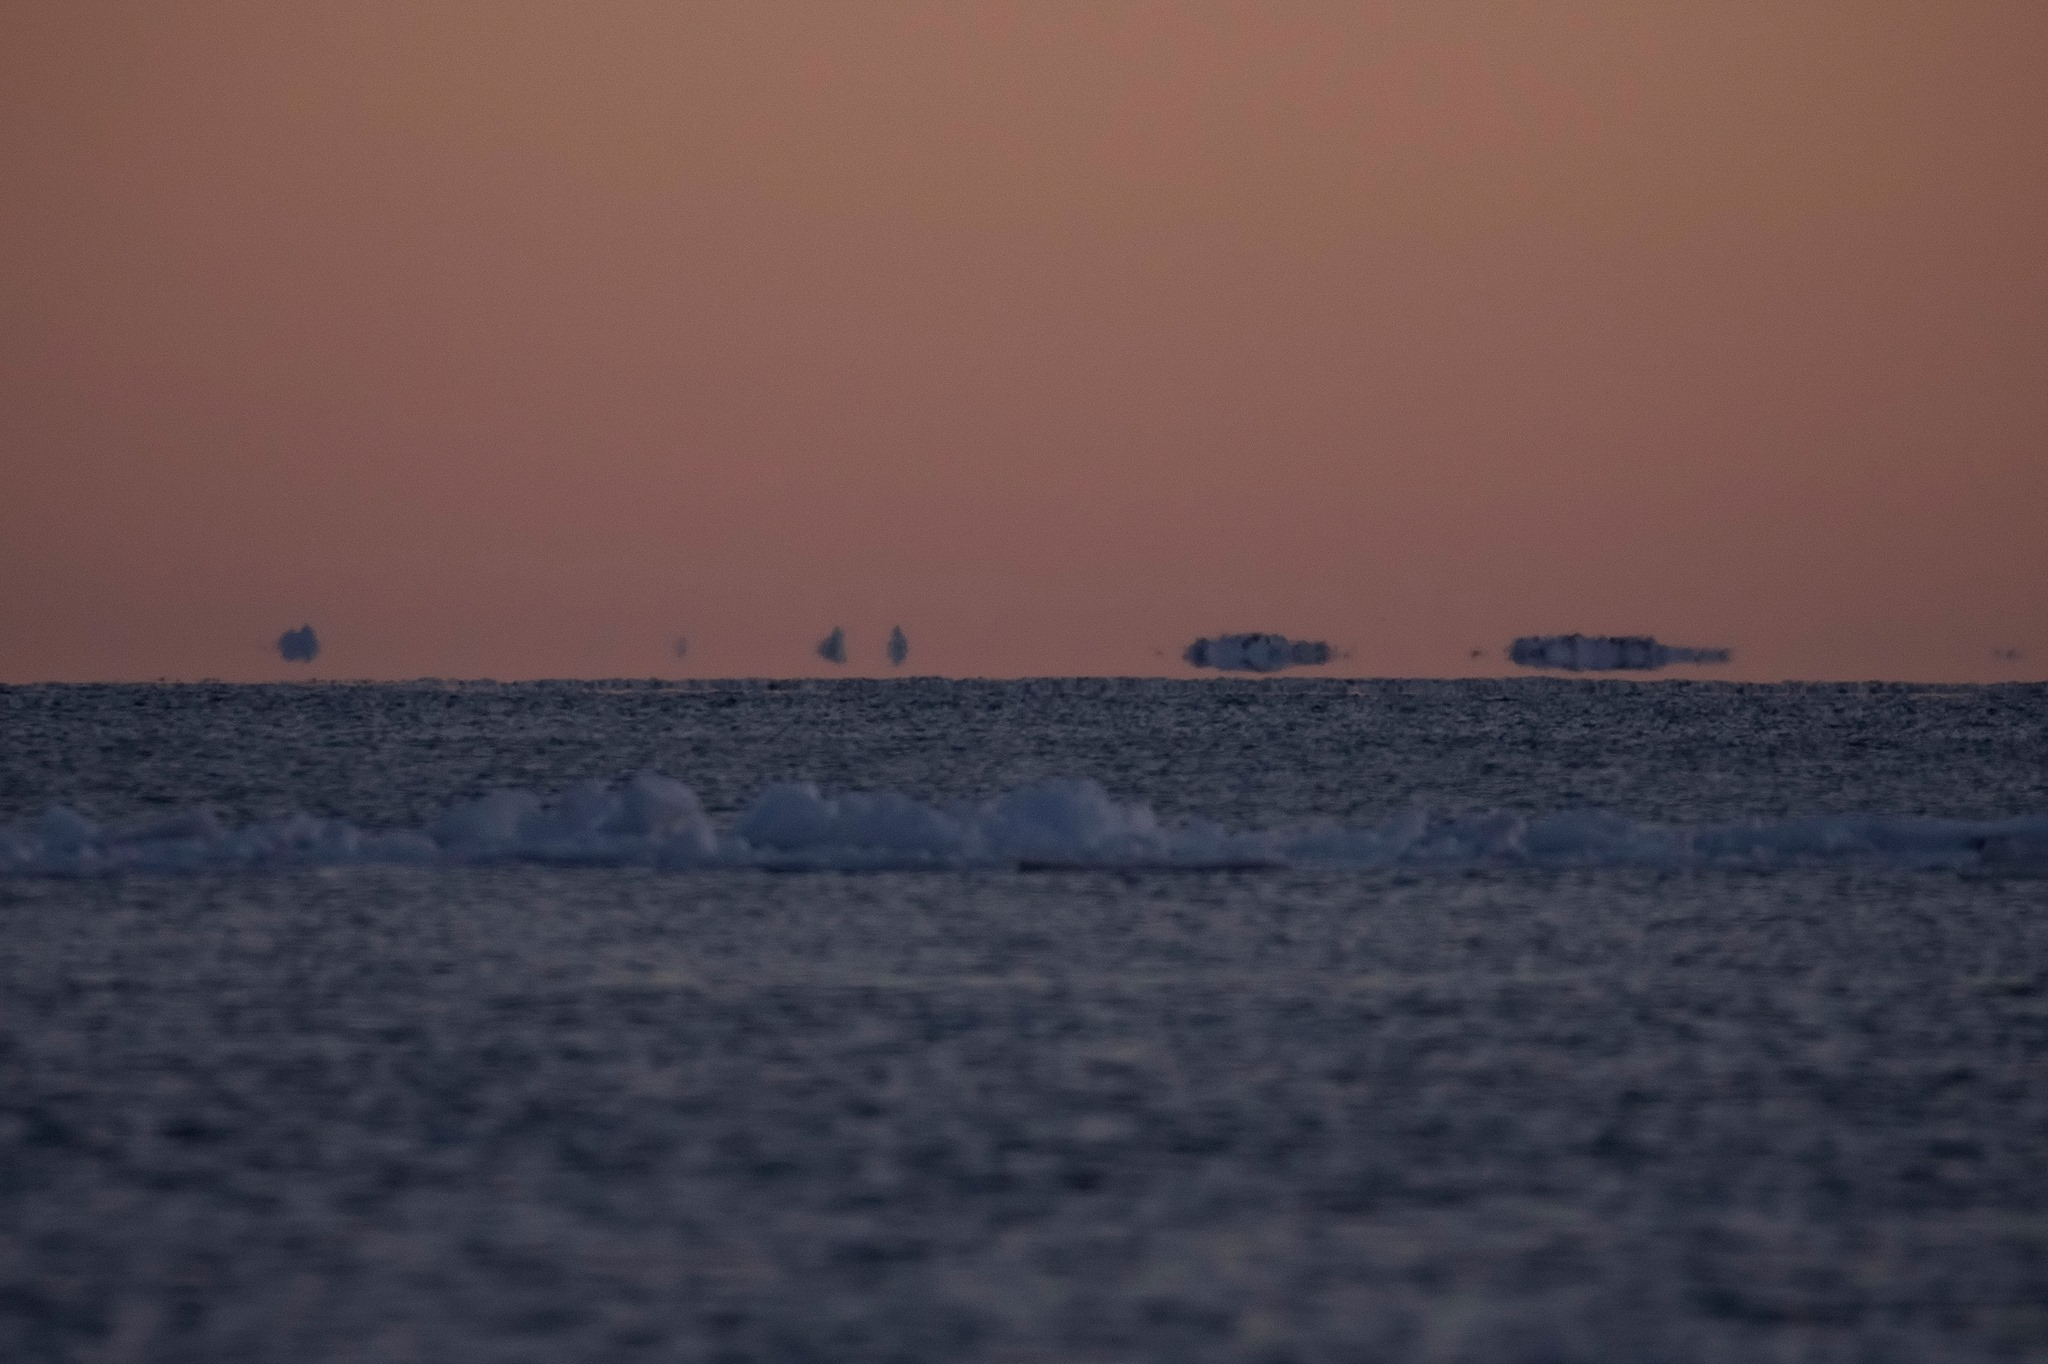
[2,678,2045,1361]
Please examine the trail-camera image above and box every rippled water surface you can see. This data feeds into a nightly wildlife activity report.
[2,679,2045,1361]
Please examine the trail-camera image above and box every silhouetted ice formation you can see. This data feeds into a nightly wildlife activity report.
[672,637,689,659]
[816,627,847,664]
[1509,634,1730,672]
[887,626,909,667]
[1184,633,1332,672]
[276,625,319,663]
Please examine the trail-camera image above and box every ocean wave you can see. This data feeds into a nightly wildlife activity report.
[5,775,2046,878]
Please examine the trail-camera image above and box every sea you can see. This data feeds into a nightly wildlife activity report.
[2,677,2045,1363]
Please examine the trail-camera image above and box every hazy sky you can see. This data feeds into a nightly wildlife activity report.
[5,2,2044,681]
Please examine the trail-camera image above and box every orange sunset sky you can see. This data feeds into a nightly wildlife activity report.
[4,2,2044,681]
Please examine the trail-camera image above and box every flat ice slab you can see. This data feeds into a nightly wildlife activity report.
[1185,633,1331,672]
[1509,634,1729,671]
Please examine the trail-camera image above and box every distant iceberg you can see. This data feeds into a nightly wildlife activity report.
[1509,634,1730,672]
[887,626,908,667]
[816,627,846,665]
[277,624,319,663]
[1185,633,1332,673]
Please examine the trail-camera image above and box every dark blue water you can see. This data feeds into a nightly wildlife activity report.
[2,679,2045,1361]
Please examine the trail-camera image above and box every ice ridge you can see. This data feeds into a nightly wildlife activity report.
[4,776,2043,878]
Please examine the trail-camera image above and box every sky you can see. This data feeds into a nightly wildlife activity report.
[4,2,2044,682]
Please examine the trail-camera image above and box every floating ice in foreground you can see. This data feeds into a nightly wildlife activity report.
[1185,634,1332,672]
[277,625,319,663]
[1509,635,1730,672]
[4,775,2040,878]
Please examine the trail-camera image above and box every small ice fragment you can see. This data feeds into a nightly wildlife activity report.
[278,624,319,663]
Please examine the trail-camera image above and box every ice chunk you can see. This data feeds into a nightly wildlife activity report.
[738,783,969,860]
[430,775,715,861]
[735,783,840,850]
[277,624,319,663]
[977,779,1161,861]
[1508,635,1730,672]
[613,772,710,837]
[107,808,227,843]
[37,807,100,853]
[1184,633,1332,672]
[430,790,547,848]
